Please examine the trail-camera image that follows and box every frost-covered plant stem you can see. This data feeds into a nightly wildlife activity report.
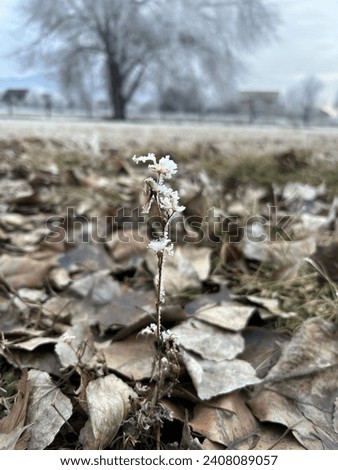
[133,153,185,340]
[132,153,184,448]
[155,251,164,341]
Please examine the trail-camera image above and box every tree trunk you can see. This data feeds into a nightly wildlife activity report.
[302,106,311,125]
[106,57,126,120]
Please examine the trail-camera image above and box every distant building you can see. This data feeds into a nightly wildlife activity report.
[1,89,30,115]
[319,105,338,119]
[239,90,280,122]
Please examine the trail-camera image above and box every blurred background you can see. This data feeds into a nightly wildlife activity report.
[0,0,337,126]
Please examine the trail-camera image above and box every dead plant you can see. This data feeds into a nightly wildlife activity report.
[122,154,185,449]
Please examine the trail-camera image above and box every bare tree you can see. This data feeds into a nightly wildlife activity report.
[17,0,278,119]
[285,76,324,125]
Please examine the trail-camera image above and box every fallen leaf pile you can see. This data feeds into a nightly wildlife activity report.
[0,137,338,450]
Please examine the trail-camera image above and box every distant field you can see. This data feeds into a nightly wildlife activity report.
[1,117,338,161]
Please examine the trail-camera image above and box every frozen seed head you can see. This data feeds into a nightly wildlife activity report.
[149,155,178,180]
[134,154,185,216]
[133,154,177,180]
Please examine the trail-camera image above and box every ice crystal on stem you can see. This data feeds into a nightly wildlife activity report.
[133,154,185,217]
[133,153,178,181]
[148,235,173,256]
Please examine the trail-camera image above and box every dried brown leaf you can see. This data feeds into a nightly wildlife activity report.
[84,374,137,449]
[0,426,31,450]
[26,370,73,449]
[2,332,60,375]
[253,423,306,450]
[112,303,188,341]
[202,438,226,450]
[239,326,289,378]
[102,334,154,380]
[146,247,202,294]
[190,392,258,449]
[194,302,256,332]
[0,254,56,289]
[66,270,155,331]
[59,243,115,273]
[266,317,338,381]
[249,389,322,449]
[183,351,261,400]
[184,286,231,315]
[172,318,244,361]
[68,270,119,302]
[107,229,149,265]
[246,295,297,320]
[2,349,61,376]
[78,419,97,450]
[249,318,338,449]
[178,246,212,282]
[55,322,95,368]
[10,337,57,352]
[42,296,74,322]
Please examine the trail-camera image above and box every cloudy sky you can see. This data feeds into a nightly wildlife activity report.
[0,0,20,71]
[0,0,338,104]
[239,0,338,104]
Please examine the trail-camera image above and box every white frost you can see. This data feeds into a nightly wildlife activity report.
[140,323,157,336]
[148,155,178,180]
[132,153,156,165]
[148,236,174,256]
[133,154,178,180]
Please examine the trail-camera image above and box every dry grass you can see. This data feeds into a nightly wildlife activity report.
[2,118,338,193]
[232,262,338,332]
[1,118,338,160]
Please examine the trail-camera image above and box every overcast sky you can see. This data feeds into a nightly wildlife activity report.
[0,0,337,104]
[239,0,338,104]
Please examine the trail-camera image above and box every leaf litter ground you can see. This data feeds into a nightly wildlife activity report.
[0,133,338,450]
